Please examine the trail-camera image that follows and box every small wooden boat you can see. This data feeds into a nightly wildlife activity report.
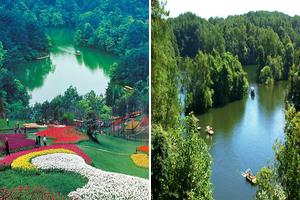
[250,87,255,97]
[244,169,257,184]
[124,85,134,91]
[75,50,81,56]
[205,126,214,135]
[36,55,50,60]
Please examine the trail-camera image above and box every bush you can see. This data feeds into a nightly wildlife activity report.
[259,66,274,85]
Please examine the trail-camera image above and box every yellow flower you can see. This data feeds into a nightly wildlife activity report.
[11,148,75,171]
[131,154,148,168]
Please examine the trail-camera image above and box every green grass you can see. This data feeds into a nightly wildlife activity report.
[78,134,149,179]
[0,119,29,130]
[0,169,87,195]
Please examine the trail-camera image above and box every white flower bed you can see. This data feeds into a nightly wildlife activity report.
[32,153,149,200]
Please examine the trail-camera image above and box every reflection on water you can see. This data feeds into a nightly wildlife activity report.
[197,65,286,200]
[11,29,117,104]
[10,58,55,90]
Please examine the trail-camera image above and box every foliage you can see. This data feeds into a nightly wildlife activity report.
[255,167,286,200]
[288,65,300,111]
[0,5,49,65]
[151,6,180,129]
[256,106,300,200]
[259,66,274,85]
[172,12,225,58]
[171,11,300,83]
[152,114,213,200]
[183,51,248,113]
[0,67,30,119]
[151,2,213,199]
[31,86,111,125]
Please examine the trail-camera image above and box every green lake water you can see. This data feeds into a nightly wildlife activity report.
[11,29,116,104]
[197,65,287,200]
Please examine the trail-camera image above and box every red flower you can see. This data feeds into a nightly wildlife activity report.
[36,126,88,144]
[137,145,149,153]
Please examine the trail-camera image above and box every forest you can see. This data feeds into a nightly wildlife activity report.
[0,0,149,122]
[152,0,299,199]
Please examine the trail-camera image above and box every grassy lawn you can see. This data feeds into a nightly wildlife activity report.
[78,134,149,179]
[0,119,29,130]
[0,169,87,195]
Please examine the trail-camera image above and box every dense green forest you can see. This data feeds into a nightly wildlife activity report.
[172,11,300,86]
[152,1,300,200]
[0,0,149,121]
[151,1,213,199]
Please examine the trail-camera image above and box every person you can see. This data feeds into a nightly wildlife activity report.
[43,136,47,146]
[6,118,9,127]
[23,127,27,134]
[5,137,10,155]
[38,136,41,146]
[35,137,39,147]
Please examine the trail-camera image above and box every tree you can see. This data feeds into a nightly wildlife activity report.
[86,111,99,143]
[151,114,213,200]
[256,106,300,200]
[0,42,5,67]
[259,66,274,85]
[283,42,294,80]
[152,4,180,129]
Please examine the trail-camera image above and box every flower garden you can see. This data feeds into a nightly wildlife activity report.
[0,124,149,199]
[36,126,89,143]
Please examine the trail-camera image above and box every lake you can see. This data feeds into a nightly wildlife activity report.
[11,29,117,104]
[197,65,287,200]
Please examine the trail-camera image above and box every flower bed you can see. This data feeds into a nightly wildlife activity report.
[32,153,149,200]
[131,154,149,168]
[36,126,88,143]
[137,145,149,153]
[0,186,69,200]
[11,148,75,171]
[0,134,35,152]
[0,144,92,168]
[139,116,149,127]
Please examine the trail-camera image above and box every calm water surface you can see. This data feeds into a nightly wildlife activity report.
[11,29,116,104]
[197,66,287,200]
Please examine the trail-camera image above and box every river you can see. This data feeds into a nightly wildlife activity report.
[11,29,117,104]
[197,65,287,200]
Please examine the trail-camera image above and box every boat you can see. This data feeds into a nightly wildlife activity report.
[244,169,257,184]
[250,87,255,97]
[36,55,50,60]
[75,50,81,56]
[205,126,214,135]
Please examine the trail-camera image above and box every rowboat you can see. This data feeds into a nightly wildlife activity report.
[242,168,257,184]
[76,50,81,56]
[205,126,214,135]
[250,87,255,97]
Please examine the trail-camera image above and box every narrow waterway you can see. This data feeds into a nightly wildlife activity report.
[11,29,117,104]
[197,65,287,200]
